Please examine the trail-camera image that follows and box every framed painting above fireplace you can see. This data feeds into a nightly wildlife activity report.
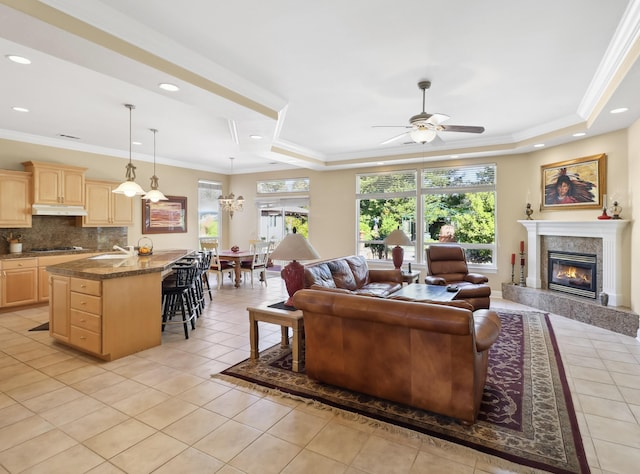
[541,153,606,210]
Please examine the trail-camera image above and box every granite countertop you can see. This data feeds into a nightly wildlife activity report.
[45,249,195,280]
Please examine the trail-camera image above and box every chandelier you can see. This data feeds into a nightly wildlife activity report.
[218,157,244,218]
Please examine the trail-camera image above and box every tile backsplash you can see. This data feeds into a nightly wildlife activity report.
[1,216,127,254]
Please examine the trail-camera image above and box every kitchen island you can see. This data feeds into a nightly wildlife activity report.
[46,249,194,361]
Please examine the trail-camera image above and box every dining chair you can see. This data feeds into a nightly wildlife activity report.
[240,241,270,287]
[202,241,234,289]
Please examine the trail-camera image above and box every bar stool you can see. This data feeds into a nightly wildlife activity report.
[161,263,199,339]
[174,253,205,318]
[199,250,213,302]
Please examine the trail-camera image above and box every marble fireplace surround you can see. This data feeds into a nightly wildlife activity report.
[502,220,638,337]
[519,219,630,307]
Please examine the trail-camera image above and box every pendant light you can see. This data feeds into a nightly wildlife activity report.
[142,128,168,202]
[113,104,146,197]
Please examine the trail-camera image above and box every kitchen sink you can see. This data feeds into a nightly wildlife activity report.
[89,254,130,260]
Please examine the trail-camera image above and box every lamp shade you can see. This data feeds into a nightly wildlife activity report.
[270,230,320,262]
[270,229,320,307]
[384,229,412,246]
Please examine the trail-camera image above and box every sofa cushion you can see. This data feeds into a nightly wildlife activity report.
[304,263,336,288]
[327,259,357,290]
[345,255,370,289]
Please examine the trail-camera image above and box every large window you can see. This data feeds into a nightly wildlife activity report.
[356,164,496,268]
[256,178,310,242]
[198,180,222,242]
[422,164,496,267]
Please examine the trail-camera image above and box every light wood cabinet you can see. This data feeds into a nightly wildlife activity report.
[69,277,102,354]
[83,180,134,227]
[38,254,95,302]
[49,274,70,341]
[0,170,32,228]
[0,258,38,307]
[22,161,86,206]
[48,271,161,360]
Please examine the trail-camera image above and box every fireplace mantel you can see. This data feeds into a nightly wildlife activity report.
[518,220,630,307]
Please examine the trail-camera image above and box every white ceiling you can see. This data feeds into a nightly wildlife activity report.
[0,0,639,175]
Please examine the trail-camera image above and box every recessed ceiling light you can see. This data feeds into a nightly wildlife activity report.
[132,141,142,146]
[377,162,385,165]
[249,134,263,140]
[610,107,628,114]
[158,83,179,92]
[533,143,545,148]
[450,155,459,159]
[572,132,586,137]
[6,54,31,64]
[12,106,29,112]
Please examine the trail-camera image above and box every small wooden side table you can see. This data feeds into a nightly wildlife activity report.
[401,270,421,285]
[247,304,304,372]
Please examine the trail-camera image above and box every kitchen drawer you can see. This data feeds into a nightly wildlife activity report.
[2,258,37,270]
[70,277,101,296]
[69,326,101,354]
[70,309,101,334]
[70,292,102,315]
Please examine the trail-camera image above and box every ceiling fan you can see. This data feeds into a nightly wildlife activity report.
[375,80,485,145]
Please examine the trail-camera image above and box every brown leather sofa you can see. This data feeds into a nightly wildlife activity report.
[304,255,402,297]
[425,244,491,310]
[292,289,501,424]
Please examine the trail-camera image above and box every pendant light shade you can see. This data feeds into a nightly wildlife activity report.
[143,128,168,202]
[113,104,146,197]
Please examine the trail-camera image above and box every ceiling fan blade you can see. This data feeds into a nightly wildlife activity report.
[426,113,450,125]
[439,125,485,134]
[372,125,411,128]
[381,131,409,145]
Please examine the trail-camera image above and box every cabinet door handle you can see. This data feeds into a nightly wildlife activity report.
[80,284,87,288]
[80,336,86,340]
[80,318,86,322]
[80,301,86,305]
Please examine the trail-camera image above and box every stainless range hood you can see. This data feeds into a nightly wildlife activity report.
[32,204,88,216]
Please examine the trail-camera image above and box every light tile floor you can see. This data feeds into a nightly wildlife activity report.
[1,273,640,473]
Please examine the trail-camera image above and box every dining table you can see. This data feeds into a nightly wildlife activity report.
[218,249,254,288]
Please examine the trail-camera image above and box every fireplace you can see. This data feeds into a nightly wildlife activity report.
[548,251,597,299]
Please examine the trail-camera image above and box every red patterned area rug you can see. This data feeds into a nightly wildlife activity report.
[218,311,590,473]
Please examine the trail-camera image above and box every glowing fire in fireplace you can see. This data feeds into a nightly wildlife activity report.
[555,265,590,283]
[552,263,592,289]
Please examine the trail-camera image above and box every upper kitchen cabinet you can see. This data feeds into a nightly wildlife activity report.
[22,161,86,206]
[83,179,134,227]
[0,170,32,228]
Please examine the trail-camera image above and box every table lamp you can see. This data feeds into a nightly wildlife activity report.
[269,228,320,307]
[384,228,413,270]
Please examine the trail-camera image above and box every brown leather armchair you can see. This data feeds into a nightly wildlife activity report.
[425,244,491,310]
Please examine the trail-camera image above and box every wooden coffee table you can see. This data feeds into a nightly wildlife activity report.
[247,304,304,372]
[390,283,459,301]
